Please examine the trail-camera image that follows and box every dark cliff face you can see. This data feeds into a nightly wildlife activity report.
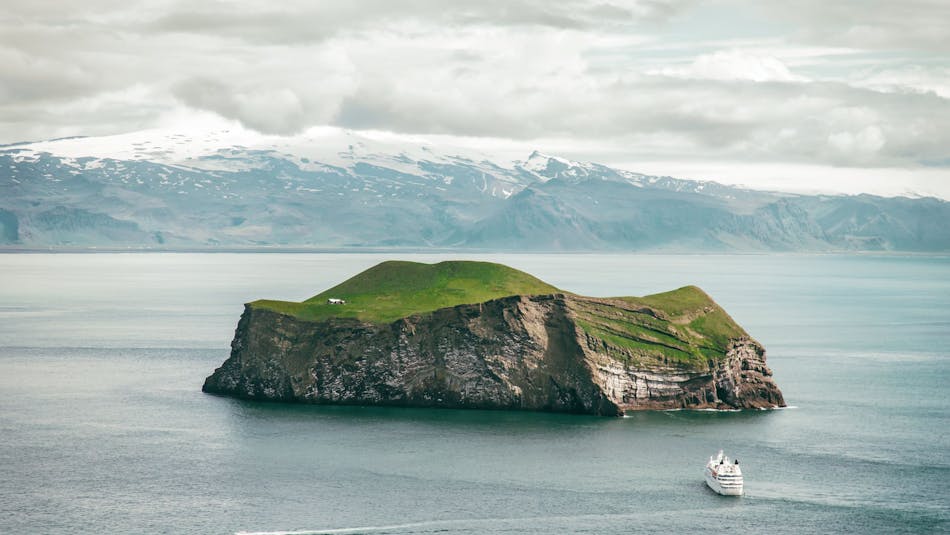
[203,294,784,415]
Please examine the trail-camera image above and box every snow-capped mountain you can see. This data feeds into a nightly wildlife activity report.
[2,126,949,251]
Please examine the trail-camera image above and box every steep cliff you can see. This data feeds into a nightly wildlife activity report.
[203,261,785,415]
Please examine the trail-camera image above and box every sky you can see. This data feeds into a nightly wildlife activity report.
[2,0,949,197]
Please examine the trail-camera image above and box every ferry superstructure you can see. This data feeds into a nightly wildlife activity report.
[704,450,743,496]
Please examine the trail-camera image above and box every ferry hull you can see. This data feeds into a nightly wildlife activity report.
[704,470,743,496]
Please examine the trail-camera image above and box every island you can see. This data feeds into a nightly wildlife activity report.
[202,260,785,416]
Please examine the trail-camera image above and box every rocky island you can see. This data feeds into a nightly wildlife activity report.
[203,261,785,416]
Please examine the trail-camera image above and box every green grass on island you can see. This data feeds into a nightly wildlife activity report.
[251,260,748,364]
[251,260,560,324]
[571,286,748,366]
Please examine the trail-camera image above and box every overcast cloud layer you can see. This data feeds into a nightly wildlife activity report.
[2,0,949,196]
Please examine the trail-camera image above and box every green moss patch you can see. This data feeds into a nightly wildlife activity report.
[573,286,748,367]
[251,260,559,324]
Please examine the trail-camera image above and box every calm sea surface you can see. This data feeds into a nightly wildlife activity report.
[1,253,948,534]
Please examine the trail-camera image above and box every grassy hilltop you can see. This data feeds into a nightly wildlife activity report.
[251,260,749,367]
[252,260,559,323]
[571,286,747,365]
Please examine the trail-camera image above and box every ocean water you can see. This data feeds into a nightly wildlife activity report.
[1,253,948,534]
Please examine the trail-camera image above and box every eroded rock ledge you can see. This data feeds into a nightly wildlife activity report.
[203,293,784,416]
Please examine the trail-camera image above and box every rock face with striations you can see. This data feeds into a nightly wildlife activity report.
[203,261,784,415]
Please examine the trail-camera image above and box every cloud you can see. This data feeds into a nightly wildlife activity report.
[754,0,950,53]
[848,64,950,98]
[170,39,358,135]
[174,78,307,135]
[0,0,948,180]
[324,35,950,168]
[649,50,809,82]
[828,126,886,157]
[0,1,690,138]
[0,47,97,102]
[147,0,690,44]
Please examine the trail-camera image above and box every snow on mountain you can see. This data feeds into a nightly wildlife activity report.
[4,118,755,202]
[516,150,605,183]
[3,124,948,251]
[7,124,502,171]
[519,150,575,178]
[4,123,540,201]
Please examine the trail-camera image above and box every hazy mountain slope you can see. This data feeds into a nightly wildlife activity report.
[1,129,948,251]
[462,179,734,250]
[787,194,950,251]
[464,177,837,251]
[0,147,528,247]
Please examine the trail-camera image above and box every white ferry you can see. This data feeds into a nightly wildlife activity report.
[704,450,743,496]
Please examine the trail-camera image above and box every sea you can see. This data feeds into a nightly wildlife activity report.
[1,253,948,534]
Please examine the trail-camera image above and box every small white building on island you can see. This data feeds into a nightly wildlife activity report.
[327,298,346,305]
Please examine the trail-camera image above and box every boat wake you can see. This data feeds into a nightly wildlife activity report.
[235,520,463,535]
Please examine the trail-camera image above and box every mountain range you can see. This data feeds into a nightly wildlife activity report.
[2,127,948,251]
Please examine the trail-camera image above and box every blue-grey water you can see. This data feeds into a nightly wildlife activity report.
[1,253,948,534]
